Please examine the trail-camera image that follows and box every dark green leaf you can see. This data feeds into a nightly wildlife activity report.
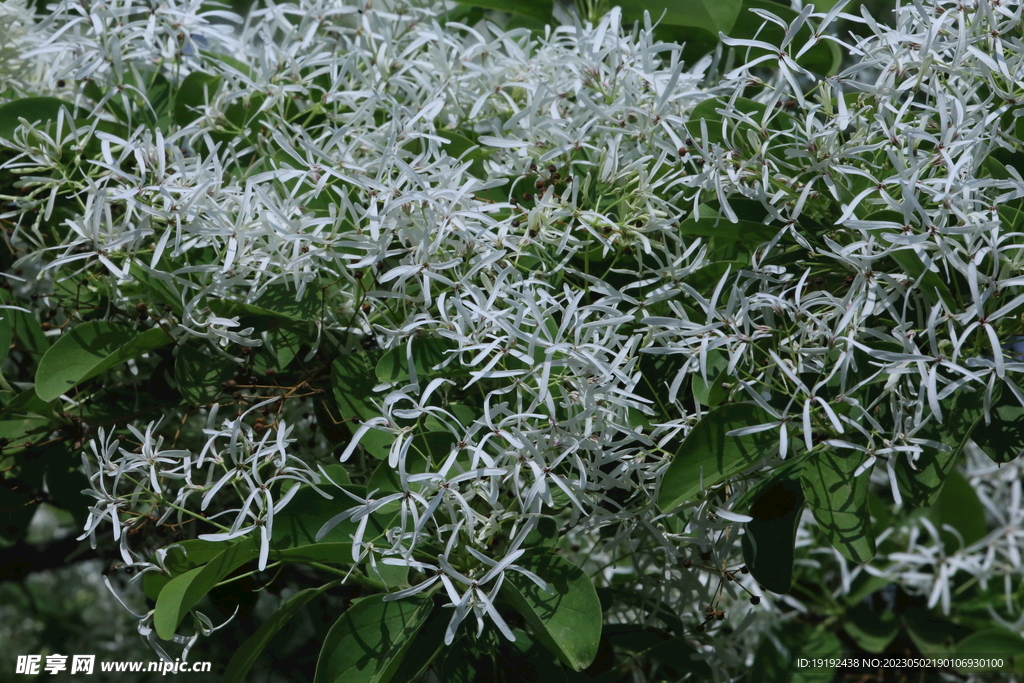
[130,262,184,316]
[605,626,713,679]
[154,538,259,640]
[895,392,983,506]
[902,606,969,658]
[843,606,898,653]
[440,130,492,177]
[801,451,875,563]
[225,582,337,683]
[375,337,459,384]
[161,539,232,576]
[174,72,222,126]
[729,0,840,76]
[35,322,174,402]
[314,594,433,683]
[271,485,365,549]
[972,382,1024,464]
[173,343,237,406]
[0,290,48,358]
[931,469,987,549]
[954,630,1023,674]
[0,309,10,369]
[620,0,741,35]
[889,247,956,309]
[658,403,776,511]
[448,0,551,22]
[691,349,729,407]
[678,204,779,247]
[636,352,688,409]
[501,554,602,671]
[0,97,77,140]
[332,352,384,421]
[751,625,842,683]
[686,97,797,147]
[742,475,805,594]
[387,606,454,683]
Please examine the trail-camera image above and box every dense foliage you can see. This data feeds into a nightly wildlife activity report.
[2,0,1024,679]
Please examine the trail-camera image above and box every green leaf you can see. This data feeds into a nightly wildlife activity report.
[741,474,805,594]
[440,634,486,683]
[501,554,602,671]
[678,204,779,249]
[691,349,729,407]
[144,571,171,602]
[801,451,875,563]
[751,625,842,683]
[271,485,365,549]
[366,451,429,515]
[375,337,459,384]
[842,606,898,654]
[902,606,969,658]
[605,626,713,679]
[729,0,840,76]
[0,290,48,358]
[930,469,987,549]
[971,382,1024,464]
[332,352,384,421]
[314,594,434,683]
[386,605,451,683]
[888,246,956,309]
[620,0,741,35]
[895,391,983,506]
[207,287,319,345]
[173,343,237,406]
[161,539,231,576]
[130,262,184,315]
[686,97,797,147]
[4,388,59,419]
[658,403,776,511]
[496,629,568,683]
[174,72,222,126]
[596,587,686,638]
[355,424,398,460]
[0,309,11,370]
[440,130,492,177]
[448,0,552,22]
[0,417,54,450]
[225,582,336,683]
[154,538,260,640]
[0,97,77,140]
[954,629,1024,674]
[34,322,174,402]
[636,352,688,409]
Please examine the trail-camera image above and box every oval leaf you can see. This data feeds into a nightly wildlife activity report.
[501,554,602,671]
[225,582,337,683]
[741,475,805,594]
[658,403,775,511]
[154,538,259,640]
[896,392,983,506]
[0,97,77,140]
[174,342,237,406]
[931,469,987,549]
[35,322,173,402]
[314,594,433,683]
[954,629,1024,674]
[801,451,876,563]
